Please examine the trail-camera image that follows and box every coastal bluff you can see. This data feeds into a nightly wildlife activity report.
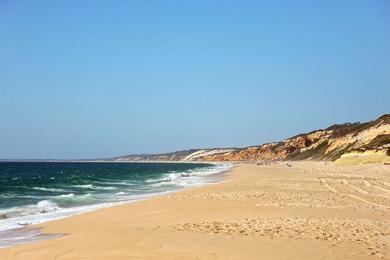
[110,114,390,164]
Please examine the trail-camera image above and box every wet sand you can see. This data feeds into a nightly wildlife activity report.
[1,162,390,259]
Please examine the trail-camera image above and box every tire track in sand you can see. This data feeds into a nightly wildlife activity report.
[373,185,390,195]
[358,180,390,200]
[319,178,337,193]
[340,179,390,209]
[321,178,390,210]
[347,194,390,209]
[341,179,369,195]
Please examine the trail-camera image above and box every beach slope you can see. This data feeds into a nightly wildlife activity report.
[1,162,390,259]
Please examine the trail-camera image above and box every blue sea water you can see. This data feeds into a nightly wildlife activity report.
[0,162,230,232]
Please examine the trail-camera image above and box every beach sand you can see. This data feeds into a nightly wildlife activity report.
[1,162,390,259]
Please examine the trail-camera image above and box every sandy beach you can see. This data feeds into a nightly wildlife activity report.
[1,162,390,259]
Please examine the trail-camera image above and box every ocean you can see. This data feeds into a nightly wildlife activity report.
[0,162,231,233]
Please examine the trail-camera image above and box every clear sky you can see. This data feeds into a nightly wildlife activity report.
[0,1,389,159]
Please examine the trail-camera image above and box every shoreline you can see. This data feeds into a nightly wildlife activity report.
[0,160,223,164]
[1,162,390,259]
[0,162,233,248]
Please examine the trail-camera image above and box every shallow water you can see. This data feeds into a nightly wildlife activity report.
[0,162,231,236]
[0,227,62,248]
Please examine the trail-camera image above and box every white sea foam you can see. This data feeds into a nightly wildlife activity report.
[32,187,67,192]
[93,186,117,190]
[0,200,60,220]
[73,184,94,189]
[73,184,117,191]
[0,192,163,233]
[57,193,75,198]
[147,163,232,188]
[36,200,59,213]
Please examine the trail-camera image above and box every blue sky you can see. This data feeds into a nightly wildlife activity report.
[0,1,389,159]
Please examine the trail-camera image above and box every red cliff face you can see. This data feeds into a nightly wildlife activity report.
[200,115,390,162]
[113,115,390,163]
